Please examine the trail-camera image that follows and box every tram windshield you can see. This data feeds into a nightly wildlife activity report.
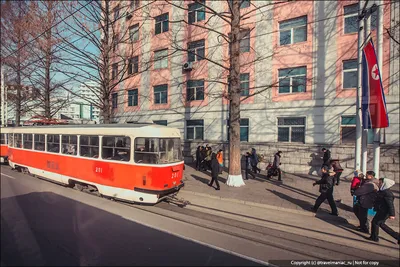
[134,137,182,164]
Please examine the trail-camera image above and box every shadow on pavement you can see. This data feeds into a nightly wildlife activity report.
[266,189,313,211]
[1,192,260,266]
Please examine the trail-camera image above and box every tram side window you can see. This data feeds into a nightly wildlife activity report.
[0,133,6,144]
[47,134,60,153]
[23,134,33,149]
[34,134,45,151]
[14,134,22,148]
[134,138,159,164]
[8,134,14,147]
[80,135,99,158]
[62,135,77,155]
[102,136,131,162]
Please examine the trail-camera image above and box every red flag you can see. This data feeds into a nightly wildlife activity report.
[361,39,389,129]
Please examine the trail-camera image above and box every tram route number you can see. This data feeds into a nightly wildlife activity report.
[47,160,59,170]
[171,172,179,179]
[95,167,103,173]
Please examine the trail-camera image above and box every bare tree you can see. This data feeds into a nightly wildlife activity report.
[0,0,35,125]
[56,0,155,123]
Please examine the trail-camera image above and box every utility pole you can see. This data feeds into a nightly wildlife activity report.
[373,1,383,178]
[361,3,371,174]
[355,0,365,172]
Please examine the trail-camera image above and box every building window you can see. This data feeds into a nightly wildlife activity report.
[240,30,250,52]
[131,0,140,10]
[187,80,204,101]
[277,117,305,143]
[371,8,377,30]
[154,84,168,104]
[240,119,249,142]
[47,134,60,153]
[128,89,138,107]
[341,116,375,144]
[188,0,205,24]
[240,73,250,96]
[278,66,306,94]
[153,120,167,126]
[128,56,139,75]
[112,63,118,80]
[229,0,250,9]
[186,120,204,140]
[155,13,169,35]
[102,136,131,162]
[343,60,357,89]
[279,16,307,45]
[344,4,358,34]
[113,6,120,20]
[129,24,139,42]
[112,92,118,108]
[188,40,205,62]
[154,49,168,69]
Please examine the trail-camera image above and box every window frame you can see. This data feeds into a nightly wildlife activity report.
[61,135,78,155]
[102,136,131,162]
[47,134,60,154]
[79,135,99,158]
[186,79,205,101]
[343,4,359,34]
[23,133,33,149]
[128,56,139,75]
[240,30,250,53]
[279,16,307,46]
[130,0,140,10]
[153,120,168,126]
[277,117,306,143]
[112,63,118,80]
[340,116,378,144]
[188,0,206,24]
[240,118,249,142]
[155,13,169,35]
[342,59,358,89]
[129,24,139,42]
[128,89,138,107]
[153,84,168,104]
[0,133,6,145]
[154,49,168,69]
[34,134,46,151]
[112,92,118,108]
[240,73,250,96]
[278,66,307,94]
[186,120,204,140]
[188,40,205,62]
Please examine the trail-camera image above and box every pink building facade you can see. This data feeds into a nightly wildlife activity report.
[110,0,399,180]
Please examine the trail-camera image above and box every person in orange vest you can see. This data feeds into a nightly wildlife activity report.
[216,149,223,174]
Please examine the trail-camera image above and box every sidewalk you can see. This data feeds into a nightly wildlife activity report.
[179,164,400,230]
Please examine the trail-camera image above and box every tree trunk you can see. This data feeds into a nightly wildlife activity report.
[226,0,245,187]
[101,0,111,124]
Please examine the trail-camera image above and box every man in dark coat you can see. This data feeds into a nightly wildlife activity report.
[273,151,282,181]
[367,178,399,244]
[331,159,343,185]
[354,170,379,233]
[321,148,331,169]
[245,152,255,180]
[311,167,338,216]
[208,153,220,190]
[195,146,202,171]
[251,148,261,174]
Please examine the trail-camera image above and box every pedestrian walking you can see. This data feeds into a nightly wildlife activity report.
[331,159,343,185]
[204,146,212,171]
[251,148,261,174]
[245,152,255,180]
[208,153,220,190]
[216,149,223,174]
[311,167,338,216]
[195,146,202,171]
[353,171,379,233]
[367,178,399,244]
[350,170,364,196]
[321,148,331,169]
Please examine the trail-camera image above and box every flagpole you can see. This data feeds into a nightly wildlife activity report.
[361,5,371,174]
[373,1,383,178]
[355,0,365,172]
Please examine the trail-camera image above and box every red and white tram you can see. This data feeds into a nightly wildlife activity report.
[4,124,184,204]
[0,130,8,163]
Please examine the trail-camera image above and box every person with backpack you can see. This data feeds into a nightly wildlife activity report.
[331,159,343,185]
[368,178,399,244]
[311,167,338,216]
[267,151,282,181]
[354,170,379,233]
